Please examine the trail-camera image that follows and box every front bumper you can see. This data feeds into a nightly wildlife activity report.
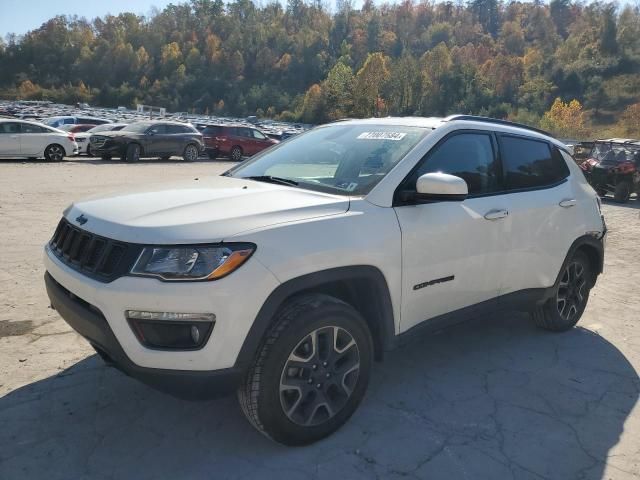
[44,244,280,397]
[45,272,242,399]
[90,143,123,156]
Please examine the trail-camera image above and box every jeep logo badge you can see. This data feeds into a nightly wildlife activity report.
[76,214,88,225]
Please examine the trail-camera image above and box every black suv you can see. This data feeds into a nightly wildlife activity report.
[90,121,204,162]
[579,139,640,203]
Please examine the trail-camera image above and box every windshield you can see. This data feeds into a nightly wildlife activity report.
[122,122,151,133]
[228,124,429,195]
[592,143,640,164]
[89,124,121,133]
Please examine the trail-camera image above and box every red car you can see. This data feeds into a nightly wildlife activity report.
[201,125,279,160]
[58,124,97,134]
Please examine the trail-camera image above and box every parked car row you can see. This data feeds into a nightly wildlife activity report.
[0,100,307,162]
[0,117,287,163]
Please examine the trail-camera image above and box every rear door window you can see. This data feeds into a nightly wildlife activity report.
[500,135,569,190]
[21,124,47,133]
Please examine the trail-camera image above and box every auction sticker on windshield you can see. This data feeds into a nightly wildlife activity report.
[357,132,407,141]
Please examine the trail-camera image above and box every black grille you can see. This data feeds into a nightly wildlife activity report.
[49,218,141,282]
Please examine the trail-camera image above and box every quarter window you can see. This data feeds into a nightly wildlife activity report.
[21,124,47,133]
[410,132,499,196]
[148,124,167,135]
[203,126,222,135]
[252,129,267,140]
[500,136,569,190]
[166,125,186,134]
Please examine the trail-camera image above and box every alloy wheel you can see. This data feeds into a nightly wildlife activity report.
[185,145,198,161]
[556,261,587,321]
[48,145,64,161]
[232,147,242,161]
[279,326,360,426]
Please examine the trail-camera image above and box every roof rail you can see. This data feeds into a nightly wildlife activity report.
[444,115,552,137]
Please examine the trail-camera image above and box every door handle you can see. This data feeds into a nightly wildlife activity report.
[559,199,577,208]
[484,209,509,220]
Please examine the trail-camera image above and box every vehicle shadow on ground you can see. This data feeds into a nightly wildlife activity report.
[601,196,640,210]
[1,312,637,480]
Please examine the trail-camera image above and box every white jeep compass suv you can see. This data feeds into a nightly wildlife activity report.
[44,115,606,445]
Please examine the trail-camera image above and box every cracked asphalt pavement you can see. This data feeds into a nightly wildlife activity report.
[1,158,639,479]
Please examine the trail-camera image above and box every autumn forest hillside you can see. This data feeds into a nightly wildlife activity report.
[1,0,639,138]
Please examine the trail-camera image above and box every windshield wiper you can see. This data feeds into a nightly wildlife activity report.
[241,175,299,187]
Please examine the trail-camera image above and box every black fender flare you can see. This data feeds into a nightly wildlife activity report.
[540,234,604,305]
[233,265,396,370]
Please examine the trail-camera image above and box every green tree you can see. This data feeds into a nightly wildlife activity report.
[354,52,390,117]
[323,62,354,120]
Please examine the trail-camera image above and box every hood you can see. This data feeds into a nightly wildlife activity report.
[65,176,350,244]
[92,131,138,139]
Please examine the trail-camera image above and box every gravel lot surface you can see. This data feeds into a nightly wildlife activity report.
[0,157,638,480]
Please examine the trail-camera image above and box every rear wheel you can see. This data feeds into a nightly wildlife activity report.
[613,181,631,203]
[533,251,592,332]
[44,144,65,162]
[125,143,141,163]
[183,144,199,162]
[230,146,243,162]
[238,294,372,446]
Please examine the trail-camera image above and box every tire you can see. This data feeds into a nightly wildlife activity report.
[44,144,65,162]
[101,155,112,161]
[86,145,92,157]
[125,143,141,163]
[183,144,199,162]
[533,251,592,332]
[613,181,631,203]
[238,294,373,446]
[230,146,243,162]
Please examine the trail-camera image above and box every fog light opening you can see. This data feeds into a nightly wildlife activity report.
[126,310,215,350]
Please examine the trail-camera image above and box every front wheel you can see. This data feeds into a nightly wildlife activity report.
[125,143,141,163]
[230,146,243,162]
[44,144,65,162]
[614,181,631,203]
[533,251,592,332]
[238,294,372,445]
[183,144,199,162]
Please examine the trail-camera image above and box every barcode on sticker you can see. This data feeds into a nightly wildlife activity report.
[357,132,406,141]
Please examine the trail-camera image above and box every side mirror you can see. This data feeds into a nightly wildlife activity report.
[415,172,468,202]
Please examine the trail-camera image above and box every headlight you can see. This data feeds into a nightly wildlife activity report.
[130,244,255,281]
